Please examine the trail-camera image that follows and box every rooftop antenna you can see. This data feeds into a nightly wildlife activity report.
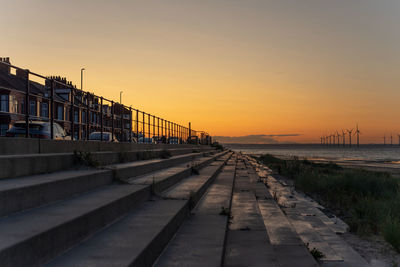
[355,124,360,148]
[342,130,346,147]
[347,128,354,147]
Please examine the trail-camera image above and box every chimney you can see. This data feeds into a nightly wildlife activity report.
[16,68,29,80]
[0,57,11,74]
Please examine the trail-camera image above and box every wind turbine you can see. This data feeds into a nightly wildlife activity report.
[391,134,393,146]
[342,130,346,147]
[332,133,335,146]
[398,134,400,146]
[336,131,341,147]
[347,129,354,147]
[355,124,360,148]
[383,135,386,145]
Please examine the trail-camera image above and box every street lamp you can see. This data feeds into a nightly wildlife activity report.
[120,91,123,104]
[81,68,85,91]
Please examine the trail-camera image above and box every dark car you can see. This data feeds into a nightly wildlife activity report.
[89,132,118,142]
[187,135,199,144]
[6,121,70,140]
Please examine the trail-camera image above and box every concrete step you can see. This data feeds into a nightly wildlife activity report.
[155,161,237,267]
[107,150,228,182]
[0,148,214,180]
[0,137,211,155]
[251,157,370,267]
[161,152,232,207]
[0,151,221,217]
[45,199,189,267]
[264,174,369,266]
[299,212,370,267]
[239,157,319,267]
[223,160,279,267]
[257,199,319,267]
[0,169,113,217]
[43,154,231,266]
[129,151,229,194]
[284,211,343,263]
[0,183,151,267]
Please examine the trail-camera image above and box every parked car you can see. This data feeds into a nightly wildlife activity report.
[89,132,118,142]
[168,137,180,144]
[187,135,199,144]
[6,121,70,140]
[138,137,154,144]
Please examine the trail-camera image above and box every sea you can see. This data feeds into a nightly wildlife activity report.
[226,144,400,170]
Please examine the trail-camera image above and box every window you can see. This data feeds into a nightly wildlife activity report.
[0,124,9,136]
[82,110,86,123]
[74,110,79,123]
[9,95,18,113]
[0,95,9,112]
[57,105,64,120]
[41,102,49,118]
[30,100,37,116]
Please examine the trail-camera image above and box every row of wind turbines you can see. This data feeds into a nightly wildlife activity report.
[321,125,400,147]
[383,133,400,146]
[320,124,361,147]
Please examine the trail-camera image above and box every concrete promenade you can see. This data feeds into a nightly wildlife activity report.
[0,139,369,266]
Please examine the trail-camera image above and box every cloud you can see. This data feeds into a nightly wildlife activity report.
[213,134,302,144]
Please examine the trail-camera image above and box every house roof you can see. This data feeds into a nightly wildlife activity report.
[0,72,65,102]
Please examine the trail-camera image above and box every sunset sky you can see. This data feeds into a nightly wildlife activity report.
[1,0,399,143]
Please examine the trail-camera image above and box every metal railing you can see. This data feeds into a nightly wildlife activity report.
[0,60,210,144]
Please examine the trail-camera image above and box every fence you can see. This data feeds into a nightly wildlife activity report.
[0,59,210,144]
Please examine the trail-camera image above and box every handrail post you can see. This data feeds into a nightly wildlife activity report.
[71,88,74,140]
[157,117,160,139]
[142,112,145,142]
[136,110,139,141]
[120,104,124,141]
[100,97,103,141]
[148,113,150,143]
[129,107,132,142]
[153,115,155,140]
[25,70,30,138]
[111,101,114,141]
[86,93,90,140]
[50,79,54,139]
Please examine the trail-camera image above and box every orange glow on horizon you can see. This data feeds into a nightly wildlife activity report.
[2,1,400,144]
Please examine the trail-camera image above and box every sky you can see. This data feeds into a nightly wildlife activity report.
[1,0,399,143]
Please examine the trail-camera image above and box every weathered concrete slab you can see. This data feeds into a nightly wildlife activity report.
[130,152,229,194]
[0,136,212,155]
[273,245,319,267]
[224,231,279,267]
[285,212,343,262]
[0,184,150,267]
[161,162,226,208]
[258,199,304,245]
[109,151,228,181]
[0,169,113,216]
[155,166,235,267]
[46,199,188,267]
[224,160,279,267]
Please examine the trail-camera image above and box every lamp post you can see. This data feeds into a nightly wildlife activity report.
[81,68,85,91]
